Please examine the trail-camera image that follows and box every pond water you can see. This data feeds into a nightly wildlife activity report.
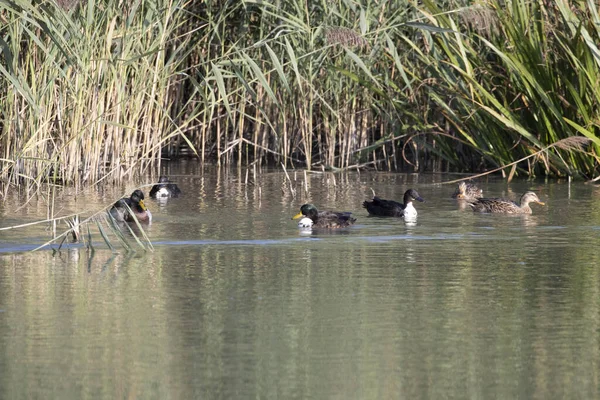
[1,165,600,399]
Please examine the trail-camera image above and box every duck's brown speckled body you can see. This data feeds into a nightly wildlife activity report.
[469,191,544,214]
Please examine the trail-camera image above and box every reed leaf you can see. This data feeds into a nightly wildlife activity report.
[95,219,116,252]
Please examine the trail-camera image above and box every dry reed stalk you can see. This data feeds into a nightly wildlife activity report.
[442,136,593,185]
[253,86,262,163]
[282,110,288,167]
[346,100,359,168]
[281,162,296,198]
[216,113,222,166]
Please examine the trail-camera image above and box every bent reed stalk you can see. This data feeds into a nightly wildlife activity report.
[441,136,594,185]
[2,0,600,196]
[0,190,155,252]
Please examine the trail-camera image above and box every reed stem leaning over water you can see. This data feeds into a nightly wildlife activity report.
[0,190,156,253]
[440,137,593,185]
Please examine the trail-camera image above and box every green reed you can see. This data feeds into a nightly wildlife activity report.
[1,0,599,194]
[0,0,197,191]
[399,0,600,178]
[186,0,598,177]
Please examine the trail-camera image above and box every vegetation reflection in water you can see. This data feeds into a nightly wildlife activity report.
[1,170,600,399]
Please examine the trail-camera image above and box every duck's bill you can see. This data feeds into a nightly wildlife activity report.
[416,197,425,202]
[537,201,546,206]
[292,212,303,220]
[139,199,147,211]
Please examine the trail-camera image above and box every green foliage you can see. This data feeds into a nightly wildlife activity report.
[403,0,600,177]
[0,0,196,189]
[1,0,599,189]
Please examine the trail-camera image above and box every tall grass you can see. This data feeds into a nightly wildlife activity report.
[190,0,427,170]
[1,0,599,192]
[178,0,600,177]
[408,0,600,177]
[0,0,197,191]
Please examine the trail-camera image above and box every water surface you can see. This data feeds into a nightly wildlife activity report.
[1,168,600,399]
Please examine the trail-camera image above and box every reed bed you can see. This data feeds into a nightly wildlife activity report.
[0,0,198,191]
[179,0,600,179]
[1,0,599,194]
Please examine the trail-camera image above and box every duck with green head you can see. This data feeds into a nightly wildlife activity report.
[110,189,152,223]
[469,191,545,214]
[292,204,356,229]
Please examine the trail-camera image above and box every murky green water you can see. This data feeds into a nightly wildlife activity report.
[1,167,600,399]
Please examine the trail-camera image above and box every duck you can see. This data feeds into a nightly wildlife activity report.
[451,182,483,201]
[110,189,152,223]
[292,204,356,229]
[362,189,425,218]
[469,191,545,214]
[149,175,181,198]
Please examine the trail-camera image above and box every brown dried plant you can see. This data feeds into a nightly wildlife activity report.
[459,4,500,37]
[325,27,368,48]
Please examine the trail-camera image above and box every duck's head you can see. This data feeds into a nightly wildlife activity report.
[453,182,468,199]
[520,192,545,207]
[292,204,319,221]
[158,175,169,184]
[453,182,483,199]
[130,189,147,211]
[404,189,425,204]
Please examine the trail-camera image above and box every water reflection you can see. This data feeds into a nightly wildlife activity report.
[455,198,472,211]
[0,169,600,398]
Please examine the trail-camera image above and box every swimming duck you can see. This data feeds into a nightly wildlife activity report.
[451,182,483,201]
[469,191,545,214]
[149,176,181,198]
[292,204,356,229]
[362,189,425,218]
[110,189,152,223]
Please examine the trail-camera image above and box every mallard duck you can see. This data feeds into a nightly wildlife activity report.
[362,189,425,218]
[149,176,181,198]
[451,182,483,201]
[469,191,545,214]
[292,204,356,228]
[110,189,152,223]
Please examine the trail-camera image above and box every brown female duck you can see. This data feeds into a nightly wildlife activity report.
[451,182,483,201]
[469,191,545,214]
